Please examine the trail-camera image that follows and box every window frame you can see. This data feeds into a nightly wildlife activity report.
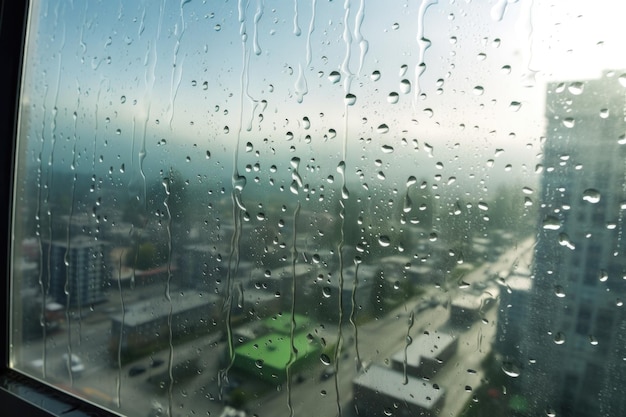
[0,2,114,416]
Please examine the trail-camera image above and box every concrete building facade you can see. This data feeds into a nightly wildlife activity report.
[42,237,106,308]
[522,72,626,416]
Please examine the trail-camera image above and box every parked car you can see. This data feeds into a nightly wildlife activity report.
[320,368,336,381]
[61,353,85,376]
[128,365,147,377]
[150,358,165,368]
[219,406,246,417]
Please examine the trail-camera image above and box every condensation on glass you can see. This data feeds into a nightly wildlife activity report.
[9,1,626,417]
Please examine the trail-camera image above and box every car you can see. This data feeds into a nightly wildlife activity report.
[219,406,246,417]
[147,400,166,417]
[320,368,336,381]
[128,365,147,377]
[29,358,44,373]
[61,353,85,376]
[150,358,164,368]
[415,297,439,313]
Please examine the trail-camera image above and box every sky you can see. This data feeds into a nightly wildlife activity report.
[18,0,626,198]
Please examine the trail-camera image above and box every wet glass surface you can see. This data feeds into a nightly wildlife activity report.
[10,1,626,416]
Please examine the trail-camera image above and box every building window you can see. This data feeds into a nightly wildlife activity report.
[5,1,626,417]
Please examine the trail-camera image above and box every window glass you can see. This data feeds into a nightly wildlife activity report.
[10,1,626,416]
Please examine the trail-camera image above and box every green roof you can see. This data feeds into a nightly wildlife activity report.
[262,313,312,334]
[233,331,321,383]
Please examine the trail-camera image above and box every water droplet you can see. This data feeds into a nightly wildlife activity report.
[246,142,253,152]
[599,270,608,282]
[290,181,299,195]
[233,174,247,191]
[509,101,521,112]
[377,124,389,134]
[554,332,565,345]
[562,118,575,128]
[429,232,438,242]
[328,71,341,84]
[589,335,599,346]
[387,92,399,104]
[473,86,484,95]
[502,362,520,378]
[582,189,601,203]
[478,202,489,211]
[320,354,331,365]
[619,73,626,87]
[381,145,394,153]
[371,70,381,81]
[322,287,331,298]
[400,79,411,94]
[403,195,412,213]
[599,108,610,118]
[567,82,584,95]
[554,285,565,298]
[345,93,357,106]
[378,236,391,247]
[214,24,221,31]
[120,95,126,103]
[558,233,575,250]
[542,216,561,230]
[337,160,346,175]
[406,176,417,187]
[255,359,264,368]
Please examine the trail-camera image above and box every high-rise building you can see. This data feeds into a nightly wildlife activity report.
[523,71,626,416]
[42,237,107,308]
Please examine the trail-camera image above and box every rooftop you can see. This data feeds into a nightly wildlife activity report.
[353,365,445,408]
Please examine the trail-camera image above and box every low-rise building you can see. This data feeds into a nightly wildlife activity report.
[353,365,445,417]
[391,331,458,379]
[109,290,219,362]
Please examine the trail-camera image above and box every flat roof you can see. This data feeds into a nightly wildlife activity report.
[110,291,218,327]
[263,313,312,334]
[353,365,445,408]
[392,332,456,364]
[503,274,533,292]
[234,331,321,372]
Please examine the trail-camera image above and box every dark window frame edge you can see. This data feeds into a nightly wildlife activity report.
[0,1,118,416]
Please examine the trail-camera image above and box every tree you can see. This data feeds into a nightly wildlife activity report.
[125,242,159,270]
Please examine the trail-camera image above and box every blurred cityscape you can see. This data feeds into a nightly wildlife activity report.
[11,24,626,415]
